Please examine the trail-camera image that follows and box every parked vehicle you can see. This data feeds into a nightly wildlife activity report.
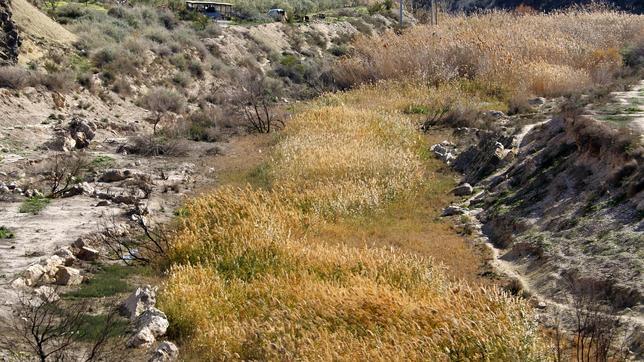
[267,8,288,22]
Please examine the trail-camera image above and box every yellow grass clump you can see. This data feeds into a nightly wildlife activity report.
[158,86,549,360]
[335,10,643,97]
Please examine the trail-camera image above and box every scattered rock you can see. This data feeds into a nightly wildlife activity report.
[484,110,507,119]
[40,255,64,279]
[76,246,100,261]
[55,266,83,286]
[528,97,546,106]
[135,307,169,337]
[73,237,89,249]
[23,264,46,286]
[34,286,60,303]
[11,277,27,289]
[53,247,76,266]
[453,183,474,196]
[99,169,133,183]
[52,93,66,109]
[442,205,467,217]
[123,285,157,319]
[96,200,112,207]
[149,341,179,362]
[112,194,137,205]
[68,118,96,149]
[61,136,77,152]
[127,327,156,348]
[430,141,458,164]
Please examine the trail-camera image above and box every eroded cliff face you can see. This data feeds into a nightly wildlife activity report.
[0,0,20,65]
[457,116,643,311]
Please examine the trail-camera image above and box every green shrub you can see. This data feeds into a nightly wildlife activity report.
[90,155,116,170]
[0,226,14,239]
[19,196,51,215]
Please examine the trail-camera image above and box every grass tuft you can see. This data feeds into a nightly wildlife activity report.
[19,196,51,215]
[0,226,14,239]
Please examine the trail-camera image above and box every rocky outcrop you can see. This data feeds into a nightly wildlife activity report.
[123,285,157,320]
[123,286,173,351]
[0,0,20,65]
[444,116,643,313]
[46,118,97,151]
[149,341,179,362]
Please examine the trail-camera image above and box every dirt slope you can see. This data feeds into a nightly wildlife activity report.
[9,0,77,63]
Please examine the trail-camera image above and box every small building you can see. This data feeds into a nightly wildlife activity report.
[185,1,233,20]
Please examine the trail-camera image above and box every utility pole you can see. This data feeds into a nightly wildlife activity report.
[431,0,437,26]
[399,0,403,28]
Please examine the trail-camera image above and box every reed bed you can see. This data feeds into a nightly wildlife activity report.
[158,86,548,360]
[335,10,643,97]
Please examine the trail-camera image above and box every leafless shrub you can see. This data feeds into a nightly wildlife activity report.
[228,71,284,133]
[4,294,124,362]
[118,135,190,157]
[101,217,171,265]
[550,276,634,362]
[40,152,89,198]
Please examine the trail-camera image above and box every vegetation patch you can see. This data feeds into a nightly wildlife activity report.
[74,313,129,342]
[89,155,115,170]
[64,264,140,299]
[19,196,51,215]
[158,84,547,360]
[0,226,14,239]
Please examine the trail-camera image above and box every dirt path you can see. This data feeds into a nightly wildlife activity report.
[588,79,644,139]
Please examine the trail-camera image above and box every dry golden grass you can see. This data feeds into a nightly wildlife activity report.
[158,84,548,360]
[336,10,643,97]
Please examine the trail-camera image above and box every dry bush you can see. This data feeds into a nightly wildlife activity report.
[39,152,89,198]
[0,66,33,89]
[335,10,643,97]
[139,87,186,135]
[228,71,284,133]
[185,108,225,142]
[158,86,548,360]
[41,71,77,92]
[119,136,191,157]
[4,294,125,362]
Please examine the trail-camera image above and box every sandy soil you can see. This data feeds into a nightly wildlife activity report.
[11,0,77,64]
[0,197,122,319]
